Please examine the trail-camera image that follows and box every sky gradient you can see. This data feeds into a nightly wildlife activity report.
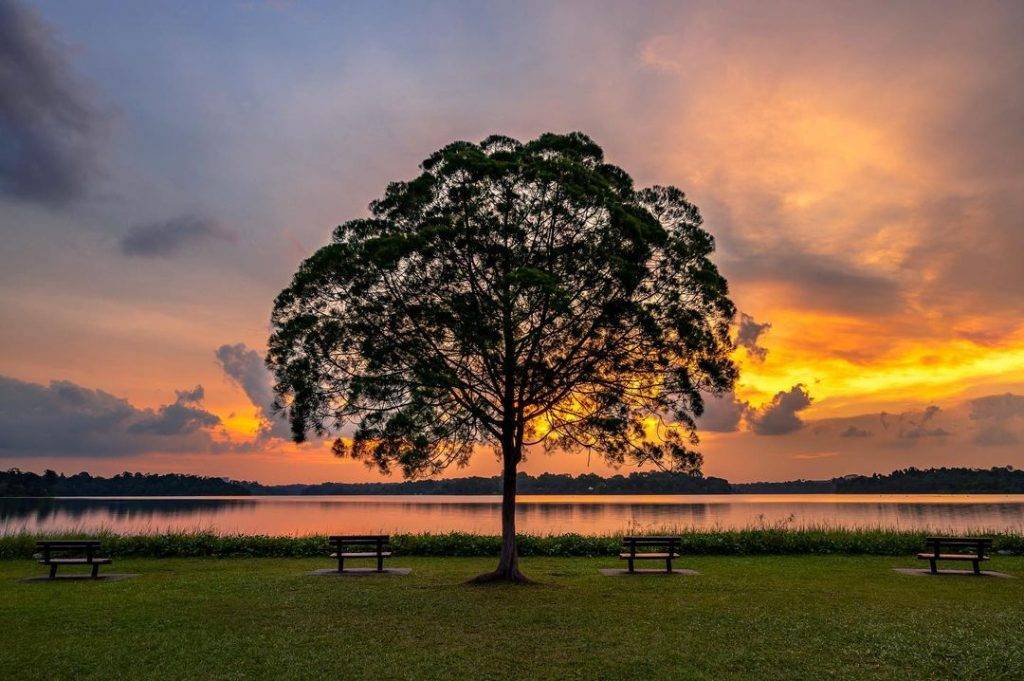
[1,0,1022,483]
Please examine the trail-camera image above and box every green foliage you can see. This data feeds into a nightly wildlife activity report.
[3,528,1021,560]
[268,132,737,477]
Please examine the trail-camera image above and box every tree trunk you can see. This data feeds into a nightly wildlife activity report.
[471,277,530,584]
[469,442,530,584]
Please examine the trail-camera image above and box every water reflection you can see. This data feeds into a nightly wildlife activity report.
[2,494,1024,536]
[0,497,254,527]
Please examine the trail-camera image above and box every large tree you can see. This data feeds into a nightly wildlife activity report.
[267,133,737,581]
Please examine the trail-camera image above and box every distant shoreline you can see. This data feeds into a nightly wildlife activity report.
[3,466,1024,497]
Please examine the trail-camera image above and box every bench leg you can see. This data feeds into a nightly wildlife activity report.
[666,557,673,574]
[929,558,937,575]
[91,563,100,579]
[973,560,981,575]
[49,563,58,580]
[337,556,344,573]
[627,558,634,574]
[377,555,384,573]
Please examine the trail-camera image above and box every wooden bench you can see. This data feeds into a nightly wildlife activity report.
[917,537,992,575]
[620,536,681,573]
[328,535,391,573]
[36,540,111,579]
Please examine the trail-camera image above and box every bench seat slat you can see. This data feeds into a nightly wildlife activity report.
[916,553,989,561]
[330,552,393,559]
[38,558,111,565]
[618,552,681,559]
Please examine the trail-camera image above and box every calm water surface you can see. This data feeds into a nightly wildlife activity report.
[3,494,1024,535]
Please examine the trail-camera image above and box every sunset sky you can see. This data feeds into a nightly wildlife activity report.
[1,0,1022,483]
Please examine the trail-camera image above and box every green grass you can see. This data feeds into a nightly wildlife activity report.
[1,555,1022,680]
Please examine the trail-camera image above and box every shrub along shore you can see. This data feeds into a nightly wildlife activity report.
[2,527,1022,560]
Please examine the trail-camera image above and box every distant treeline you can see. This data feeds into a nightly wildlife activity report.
[734,467,1024,494]
[2,466,1023,497]
[0,470,251,497]
[260,471,732,496]
[0,469,726,497]
[837,466,1024,493]
[731,479,836,494]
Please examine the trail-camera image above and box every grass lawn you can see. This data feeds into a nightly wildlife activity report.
[1,555,1022,680]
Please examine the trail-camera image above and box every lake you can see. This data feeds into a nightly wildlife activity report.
[4,494,1024,535]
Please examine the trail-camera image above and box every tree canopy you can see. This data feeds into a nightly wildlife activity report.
[267,132,737,580]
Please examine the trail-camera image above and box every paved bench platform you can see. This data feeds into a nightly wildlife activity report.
[893,567,1013,578]
[21,573,138,583]
[309,567,411,577]
[599,568,699,576]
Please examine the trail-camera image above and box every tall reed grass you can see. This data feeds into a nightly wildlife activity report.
[1,526,1021,560]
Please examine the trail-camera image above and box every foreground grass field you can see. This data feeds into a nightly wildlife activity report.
[2,555,1022,680]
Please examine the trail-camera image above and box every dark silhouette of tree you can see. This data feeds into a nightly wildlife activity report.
[0,468,730,497]
[834,466,1024,493]
[732,467,1024,494]
[260,471,732,495]
[8,466,1024,499]
[268,133,737,581]
[0,469,251,496]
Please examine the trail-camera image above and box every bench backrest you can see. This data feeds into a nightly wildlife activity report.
[621,536,680,552]
[36,540,102,561]
[924,537,991,556]
[924,537,992,546]
[36,540,101,549]
[329,535,389,549]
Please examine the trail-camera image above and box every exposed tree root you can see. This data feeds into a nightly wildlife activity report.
[467,568,535,585]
